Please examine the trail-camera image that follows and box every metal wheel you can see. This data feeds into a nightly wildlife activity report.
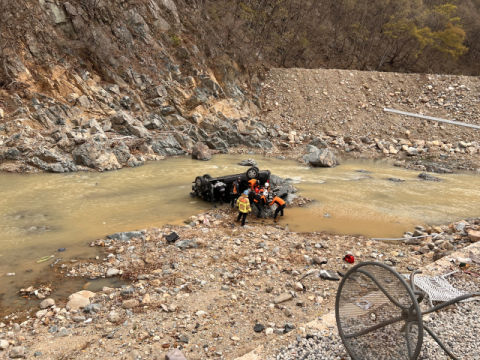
[195,176,204,188]
[335,262,423,360]
[246,167,259,180]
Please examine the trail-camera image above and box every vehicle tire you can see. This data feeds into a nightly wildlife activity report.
[203,174,212,180]
[246,167,259,180]
[195,176,204,188]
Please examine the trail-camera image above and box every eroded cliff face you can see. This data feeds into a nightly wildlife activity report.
[0,0,270,172]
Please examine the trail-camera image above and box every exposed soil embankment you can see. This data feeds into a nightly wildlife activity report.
[261,69,480,171]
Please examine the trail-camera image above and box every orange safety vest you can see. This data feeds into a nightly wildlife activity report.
[232,182,239,194]
[269,196,285,207]
[248,179,257,190]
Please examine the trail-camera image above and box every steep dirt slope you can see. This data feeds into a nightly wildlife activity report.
[262,68,480,143]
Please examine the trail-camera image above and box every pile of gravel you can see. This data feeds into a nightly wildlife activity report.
[277,277,480,360]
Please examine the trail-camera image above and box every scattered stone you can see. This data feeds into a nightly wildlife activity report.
[9,347,25,358]
[418,172,441,181]
[165,349,187,360]
[238,159,258,167]
[312,257,328,265]
[274,293,293,304]
[0,339,8,350]
[108,311,121,323]
[253,323,265,333]
[122,299,139,309]
[39,298,55,309]
[468,230,480,243]
[66,297,90,311]
[106,268,120,277]
[319,270,340,281]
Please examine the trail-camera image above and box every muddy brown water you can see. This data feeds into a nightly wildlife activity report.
[1,154,480,315]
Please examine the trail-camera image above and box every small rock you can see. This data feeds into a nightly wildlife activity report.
[0,339,9,350]
[312,257,328,265]
[274,292,293,304]
[319,270,340,281]
[468,230,480,243]
[84,304,103,313]
[9,347,25,358]
[418,172,441,181]
[141,293,151,304]
[106,268,120,277]
[66,297,90,311]
[55,328,69,338]
[254,323,265,333]
[108,311,121,323]
[165,348,188,360]
[294,282,303,291]
[179,334,189,344]
[39,298,55,309]
[122,299,139,309]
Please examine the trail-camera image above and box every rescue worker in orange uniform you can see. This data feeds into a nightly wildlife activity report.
[230,177,241,207]
[248,178,257,191]
[269,195,286,222]
[236,190,251,226]
[253,190,268,218]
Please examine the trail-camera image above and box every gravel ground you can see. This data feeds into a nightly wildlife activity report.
[276,276,480,360]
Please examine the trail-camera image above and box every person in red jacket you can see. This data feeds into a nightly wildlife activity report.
[269,195,286,222]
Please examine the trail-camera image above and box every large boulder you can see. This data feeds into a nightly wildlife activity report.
[192,142,211,161]
[303,147,338,168]
[73,140,122,171]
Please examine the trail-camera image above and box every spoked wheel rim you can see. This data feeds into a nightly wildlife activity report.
[335,262,423,360]
[246,168,259,179]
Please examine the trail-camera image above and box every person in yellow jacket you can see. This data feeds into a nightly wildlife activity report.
[236,190,251,226]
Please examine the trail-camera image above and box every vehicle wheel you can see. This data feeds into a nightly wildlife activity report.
[246,167,259,180]
[203,174,212,180]
[195,176,204,188]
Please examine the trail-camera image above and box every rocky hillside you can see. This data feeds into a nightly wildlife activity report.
[0,0,270,173]
[1,1,480,174]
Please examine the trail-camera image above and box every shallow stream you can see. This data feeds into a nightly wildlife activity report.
[1,154,480,314]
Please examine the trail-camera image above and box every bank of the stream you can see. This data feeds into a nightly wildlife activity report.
[2,154,480,316]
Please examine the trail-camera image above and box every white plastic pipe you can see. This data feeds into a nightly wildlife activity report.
[383,108,480,130]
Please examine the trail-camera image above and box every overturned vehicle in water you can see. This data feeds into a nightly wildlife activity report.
[190,167,298,214]
[191,167,270,201]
